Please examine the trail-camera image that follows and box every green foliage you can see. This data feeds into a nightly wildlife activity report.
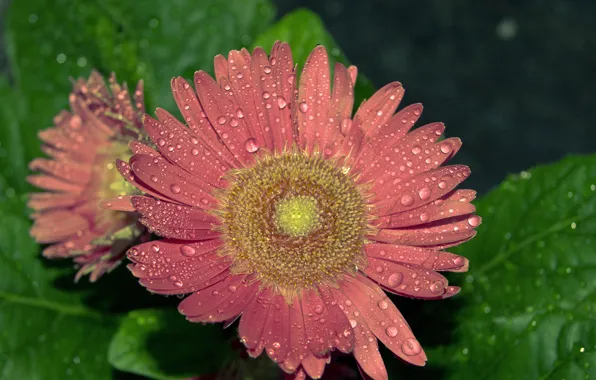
[0,197,118,379]
[446,155,596,379]
[109,309,235,380]
[253,9,376,106]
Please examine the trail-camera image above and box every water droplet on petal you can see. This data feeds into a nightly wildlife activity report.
[438,181,447,189]
[418,187,431,200]
[440,142,452,154]
[236,108,244,119]
[349,319,358,328]
[430,281,444,294]
[277,97,287,109]
[400,194,414,206]
[314,305,324,314]
[157,138,166,147]
[387,273,404,287]
[150,175,158,183]
[244,138,259,153]
[217,116,226,125]
[264,66,272,74]
[401,338,422,356]
[299,102,308,113]
[412,146,422,155]
[170,184,181,194]
[378,300,388,310]
[230,118,239,127]
[468,215,481,227]
[385,326,398,337]
[180,245,196,257]
[420,212,429,222]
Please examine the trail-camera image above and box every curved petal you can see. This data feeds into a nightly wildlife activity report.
[365,244,469,273]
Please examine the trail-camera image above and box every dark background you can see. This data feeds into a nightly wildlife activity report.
[1,0,594,194]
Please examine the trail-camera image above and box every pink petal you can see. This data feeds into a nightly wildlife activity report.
[261,295,291,363]
[30,211,89,243]
[177,274,245,319]
[363,257,450,299]
[269,41,296,151]
[41,144,70,162]
[297,46,331,153]
[445,189,477,202]
[213,54,229,85]
[320,63,354,157]
[115,159,176,202]
[170,77,239,168]
[129,141,159,156]
[186,280,259,323]
[29,158,91,185]
[347,66,358,86]
[27,175,84,193]
[134,80,145,114]
[365,244,469,272]
[332,291,388,380]
[283,299,310,373]
[353,82,404,136]
[373,165,471,216]
[336,119,365,159]
[372,214,480,247]
[339,275,427,366]
[129,154,218,209]
[318,286,355,353]
[376,199,476,228]
[42,230,102,258]
[354,103,423,175]
[139,217,220,240]
[194,71,257,165]
[127,239,224,266]
[131,196,218,229]
[28,192,82,211]
[239,287,274,351]
[136,256,231,295]
[301,288,353,357]
[226,50,270,153]
[100,196,135,212]
[301,354,327,379]
[145,110,229,187]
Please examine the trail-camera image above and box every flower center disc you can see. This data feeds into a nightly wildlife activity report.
[218,151,369,296]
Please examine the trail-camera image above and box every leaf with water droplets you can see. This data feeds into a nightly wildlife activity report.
[108,309,235,380]
[444,155,596,380]
[252,8,375,107]
[0,197,118,379]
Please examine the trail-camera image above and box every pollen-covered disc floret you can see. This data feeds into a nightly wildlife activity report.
[219,151,368,294]
[28,71,147,281]
[117,42,481,380]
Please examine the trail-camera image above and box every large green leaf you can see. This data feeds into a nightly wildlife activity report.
[0,197,118,379]
[108,309,235,380]
[5,0,275,162]
[253,8,375,106]
[446,155,596,379]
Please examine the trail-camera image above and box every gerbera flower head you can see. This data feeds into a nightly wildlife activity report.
[28,71,147,281]
[116,42,480,379]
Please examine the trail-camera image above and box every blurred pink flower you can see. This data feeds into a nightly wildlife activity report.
[112,42,479,379]
[28,71,148,281]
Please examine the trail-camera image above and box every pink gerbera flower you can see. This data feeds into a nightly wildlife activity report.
[113,42,479,379]
[28,71,148,281]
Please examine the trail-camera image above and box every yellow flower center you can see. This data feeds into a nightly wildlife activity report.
[218,151,370,298]
[274,195,321,237]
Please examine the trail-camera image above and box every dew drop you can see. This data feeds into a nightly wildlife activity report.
[174,280,184,287]
[349,319,358,328]
[412,146,422,155]
[272,341,281,349]
[180,245,196,257]
[236,109,244,119]
[230,118,239,127]
[438,181,447,189]
[440,142,452,154]
[157,138,166,147]
[400,194,414,206]
[429,281,444,294]
[217,116,226,125]
[452,256,465,266]
[314,305,324,314]
[418,187,431,200]
[277,97,287,109]
[401,338,422,356]
[244,138,259,153]
[299,102,308,113]
[387,273,404,287]
[170,184,181,194]
[151,244,160,253]
[385,326,398,337]
[378,300,388,310]
[150,175,158,183]
[419,212,429,222]
[467,215,481,227]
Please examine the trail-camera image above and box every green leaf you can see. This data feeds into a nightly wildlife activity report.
[252,8,375,106]
[6,0,275,162]
[0,197,118,379]
[0,77,28,195]
[447,155,596,379]
[108,309,235,380]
